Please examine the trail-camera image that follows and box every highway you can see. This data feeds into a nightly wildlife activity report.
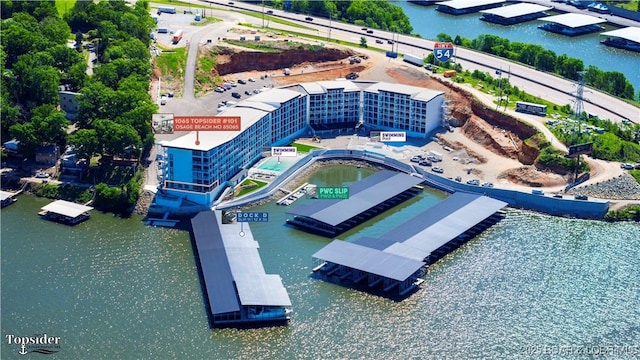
[199,0,639,123]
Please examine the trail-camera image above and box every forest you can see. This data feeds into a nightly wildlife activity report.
[243,0,413,34]
[1,0,156,212]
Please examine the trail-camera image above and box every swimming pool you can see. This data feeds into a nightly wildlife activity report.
[256,156,299,173]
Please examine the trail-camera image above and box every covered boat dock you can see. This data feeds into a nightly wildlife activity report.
[436,0,506,15]
[480,3,553,25]
[191,211,292,327]
[600,27,640,52]
[312,193,507,299]
[285,170,423,237]
[38,200,93,225]
[1,190,18,208]
[538,13,606,36]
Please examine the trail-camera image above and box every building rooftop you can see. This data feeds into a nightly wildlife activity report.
[364,82,444,102]
[286,170,423,227]
[480,3,552,18]
[436,0,506,10]
[40,200,93,218]
[601,26,640,44]
[539,13,606,28]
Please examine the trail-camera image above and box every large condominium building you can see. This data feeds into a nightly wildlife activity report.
[157,81,445,208]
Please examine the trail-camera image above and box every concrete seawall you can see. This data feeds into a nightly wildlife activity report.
[216,149,609,219]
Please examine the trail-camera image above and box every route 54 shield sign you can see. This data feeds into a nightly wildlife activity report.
[434,42,454,62]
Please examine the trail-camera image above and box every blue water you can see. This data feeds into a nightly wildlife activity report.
[395,1,640,93]
[257,156,299,172]
[2,166,639,358]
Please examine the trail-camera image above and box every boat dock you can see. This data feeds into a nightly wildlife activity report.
[286,171,423,237]
[436,0,506,15]
[276,183,312,206]
[191,211,292,328]
[38,200,93,225]
[538,13,607,36]
[480,3,553,25]
[1,190,19,208]
[311,192,507,299]
[600,27,640,52]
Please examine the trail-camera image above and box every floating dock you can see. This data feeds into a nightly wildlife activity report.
[436,0,506,15]
[600,27,640,52]
[286,170,423,237]
[191,211,292,328]
[480,3,553,25]
[38,200,93,225]
[311,193,507,299]
[538,13,606,36]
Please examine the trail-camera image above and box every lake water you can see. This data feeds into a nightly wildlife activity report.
[395,1,640,93]
[2,165,639,358]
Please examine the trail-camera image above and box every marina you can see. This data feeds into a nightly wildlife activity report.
[285,170,423,237]
[537,13,607,36]
[311,193,507,299]
[38,200,93,225]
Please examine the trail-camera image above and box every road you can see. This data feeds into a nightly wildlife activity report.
[195,0,638,123]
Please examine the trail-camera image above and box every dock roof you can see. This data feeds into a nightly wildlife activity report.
[436,0,505,10]
[480,3,552,18]
[286,170,423,226]
[352,193,507,260]
[1,190,16,201]
[191,211,291,316]
[601,26,640,44]
[539,13,606,28]
[40,200,93,218]
[312,240,425,281]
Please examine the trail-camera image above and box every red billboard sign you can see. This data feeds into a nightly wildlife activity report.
[173,116,241,131]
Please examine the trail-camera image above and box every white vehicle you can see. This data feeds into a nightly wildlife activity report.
[35,172,49,179]
[432,166,444,173]
[481,182,494,188]
[248,77,256,82]
[428,150,443,162]
[160,95,167,105]
[283,68,290,76]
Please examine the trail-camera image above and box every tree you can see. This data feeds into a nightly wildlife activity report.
[359,36,367,48]
[535,49,556,72]
[68,129,99,159]
[94,119,141,157]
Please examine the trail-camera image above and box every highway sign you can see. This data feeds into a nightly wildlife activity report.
[433,42,454,63]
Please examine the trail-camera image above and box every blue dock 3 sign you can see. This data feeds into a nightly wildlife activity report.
[237,212,269,222]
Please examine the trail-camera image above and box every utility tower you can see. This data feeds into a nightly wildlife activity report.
[572,71,586,136]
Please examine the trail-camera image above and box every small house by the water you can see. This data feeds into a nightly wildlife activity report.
[38,200,93,225]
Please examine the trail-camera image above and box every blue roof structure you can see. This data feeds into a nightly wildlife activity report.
[191,211,291,320]
[287,170,423,226]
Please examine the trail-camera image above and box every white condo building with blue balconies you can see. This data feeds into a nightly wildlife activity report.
[157,81,445,208]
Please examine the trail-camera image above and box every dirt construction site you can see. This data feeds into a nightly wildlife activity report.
[154,30,638,205]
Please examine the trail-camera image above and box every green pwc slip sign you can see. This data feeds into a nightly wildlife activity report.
[317,187,349,199]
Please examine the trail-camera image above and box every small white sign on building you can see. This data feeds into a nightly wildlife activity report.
[380,131,406,142]
[271,146,298,157]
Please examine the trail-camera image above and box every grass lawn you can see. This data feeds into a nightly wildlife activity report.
[290,142,321,153]
[55,0,76,16]
[235,179,268,197]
